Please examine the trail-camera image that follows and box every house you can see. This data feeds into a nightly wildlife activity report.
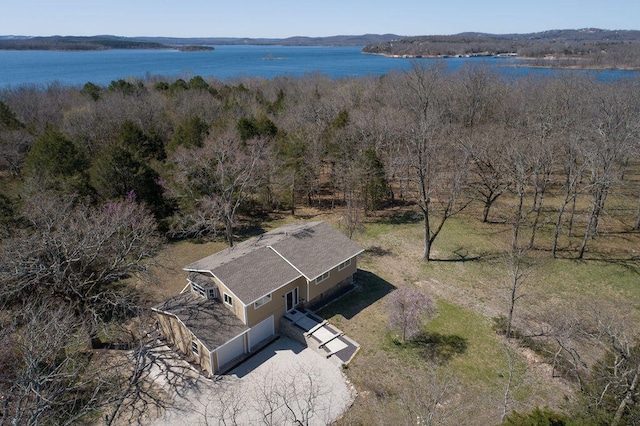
[153,221,364,375]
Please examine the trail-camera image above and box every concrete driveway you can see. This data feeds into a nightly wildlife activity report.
[148,337,356,425]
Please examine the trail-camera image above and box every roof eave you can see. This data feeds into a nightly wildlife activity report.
[308,248,365,281]
[245,273,304,306]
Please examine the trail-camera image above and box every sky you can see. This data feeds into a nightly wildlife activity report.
[2,0,639,38]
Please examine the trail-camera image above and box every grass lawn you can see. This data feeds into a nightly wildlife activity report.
[144,199,639,425]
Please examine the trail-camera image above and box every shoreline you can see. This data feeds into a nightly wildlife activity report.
[361,51,640,71]
[0,45,214,52]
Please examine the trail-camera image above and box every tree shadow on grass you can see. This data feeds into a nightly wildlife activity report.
[430,247,503,263]
[582,255,640,275]
[365,245,392,257]
[315,269,396,320]
[410,331,468,363]
[235,221,267,240]
[548,247,640,275]
[376,209,422,225]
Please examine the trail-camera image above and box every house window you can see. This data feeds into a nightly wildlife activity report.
[223,293,233,306]
[207,288,218,300]
[338,259,352,271]
[254,294,272,309]
[315,271,330,285]
[191,340,199,355]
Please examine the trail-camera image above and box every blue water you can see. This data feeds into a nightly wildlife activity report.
[0,45,637,88]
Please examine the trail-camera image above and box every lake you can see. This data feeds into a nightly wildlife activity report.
[0,45,637,88]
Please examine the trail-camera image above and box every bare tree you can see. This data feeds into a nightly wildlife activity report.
[504,132,533,252]
[0,128,32,177]
[0,300,93,426]
[496,345,522,423]
[539,304,590,390]
[340,184,365,239]
[252,370,284,426]
[395,62,471,260]
[579,82,638,258]
[582,303,640,425]
[0,299,167,426]
[460,125,512,223]
[551,135,589,258]
[503,247,532,341]
[196,364,335,426]
[534,300,640,423]
[277,368,330,426]
[525,128,557,250]
[102,315,171,426]
[206,381,245,426]
[387,286,435,342]
[395,366,460,426]
[167,134,267,246]
[451,62,502,129]
[635,192,640,231]
[0,191,161,347]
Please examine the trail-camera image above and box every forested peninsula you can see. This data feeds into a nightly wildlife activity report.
[0,35,214,51]
[362,28,640,69]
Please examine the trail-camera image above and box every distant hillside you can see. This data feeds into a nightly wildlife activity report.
[131,34,400,47]
[362,28,640,69]
[0,35,213,51]
[0,34,400,50]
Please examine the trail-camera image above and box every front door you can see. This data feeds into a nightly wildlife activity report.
[285,287,298,312]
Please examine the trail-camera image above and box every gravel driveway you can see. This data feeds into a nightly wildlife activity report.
[148,337,355,425]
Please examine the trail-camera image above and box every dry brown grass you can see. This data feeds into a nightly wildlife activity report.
[140,240,226,303]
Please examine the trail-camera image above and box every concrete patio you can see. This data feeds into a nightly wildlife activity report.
[281,309,360,365]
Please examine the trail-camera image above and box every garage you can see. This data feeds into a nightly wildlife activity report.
[248,315,274,351]
[216,333,246,370]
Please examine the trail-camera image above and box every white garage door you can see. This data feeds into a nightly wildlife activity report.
[248,316,274,351]
[216,333,246,369]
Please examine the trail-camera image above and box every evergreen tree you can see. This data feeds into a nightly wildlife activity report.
[23,128,89,193]
[169,79,189,94]
[360,148,389,211]
[90,142,164,213]
[108,79,137,95]
[188,75,209,91]
[90,121,166,214]
[0,100,23,131]
[237,116,277,142]
[167,115,209,152]
[80,82,101,101]
[275,134,307,215]
[118,120,165,161]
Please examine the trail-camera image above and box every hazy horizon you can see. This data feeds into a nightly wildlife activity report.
[2,28,640,40]
[2,1,638,39]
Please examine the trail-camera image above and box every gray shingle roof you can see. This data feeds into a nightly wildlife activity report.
[183,221,363,305]
[214,246,301,304]
[153,292,248,351]
[269,221,364,280]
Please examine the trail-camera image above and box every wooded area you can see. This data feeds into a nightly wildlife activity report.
[363,29,640,70]
[0,36,172,51]
[1,64,639,424]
